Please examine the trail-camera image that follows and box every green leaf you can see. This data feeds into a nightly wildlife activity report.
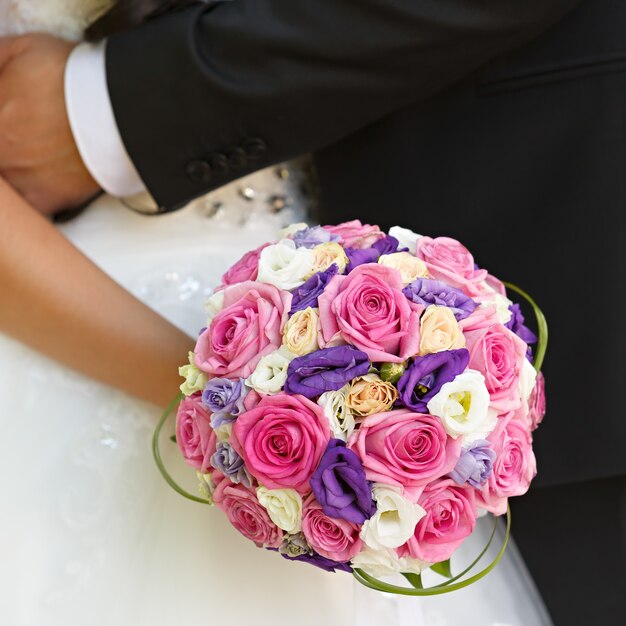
[402,572,423,589]
[430,559,452,578]
[169,434,177,443]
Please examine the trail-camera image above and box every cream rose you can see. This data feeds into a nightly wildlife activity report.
[378,252,429,284]
[388,226,422,255]
[257,239,314,290]
[246,347,294,394]
[282,307,320,356]
[427,370,497,442]
[257,486,303,534]
[317,385,355,441]
[179,351,208,396]
[419,305,466,355]
[360,485,425,550]
[347,374,398,417]
[311,242,349,274]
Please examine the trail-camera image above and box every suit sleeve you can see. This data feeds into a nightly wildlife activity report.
[105,0,582,210]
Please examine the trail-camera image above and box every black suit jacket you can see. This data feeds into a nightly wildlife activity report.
[315,0,626,488]
[105,0,581,209]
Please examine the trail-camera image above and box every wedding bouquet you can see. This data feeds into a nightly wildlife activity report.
[156,220,547,594]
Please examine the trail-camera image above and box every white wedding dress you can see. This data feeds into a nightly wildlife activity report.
[0,3,552,626]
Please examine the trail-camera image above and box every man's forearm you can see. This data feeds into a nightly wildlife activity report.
[104,0,582,209]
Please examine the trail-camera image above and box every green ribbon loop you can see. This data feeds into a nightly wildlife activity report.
[152,392,212,505]
[503,281,548,373]
[352,506,511,596]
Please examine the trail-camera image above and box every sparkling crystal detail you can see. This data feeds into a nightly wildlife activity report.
[268,194,289,213]
[239,186,256,201]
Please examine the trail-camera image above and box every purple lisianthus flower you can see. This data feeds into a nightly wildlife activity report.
[450,440,496,488]
[345,235,404,272]
[211,441,253,487]
[202,377,246,415]
[372,235,403,255]
[310,439,375,524]
[396,349,470,412]
[290,264,339,314]
[345,246,380,272]
[284,346,370,399]
[292,226,341,248]
[505,303,538,358]
[282,551,353,573]
[403,278,477,321]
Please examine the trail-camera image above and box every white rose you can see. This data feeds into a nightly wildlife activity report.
[388,226,423,255]
[256,486,303,533]
[378,252,429,284]
[427,370,496,442]
[179,351,208,396]
[351,546,400,578]
[205,289,225,324]
[398,555,431,575]
[480,293,513,325]
[317,385,355,441]
[519,357,537,403]
[278,222,309,238]
[257,239,314,290]
[246,347,294,394]
[360,485,425,550]
[282,307,319,356]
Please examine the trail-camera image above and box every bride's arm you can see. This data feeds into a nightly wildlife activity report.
[0,178,193,406]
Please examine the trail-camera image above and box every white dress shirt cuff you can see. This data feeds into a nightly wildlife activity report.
[65,41,147,198]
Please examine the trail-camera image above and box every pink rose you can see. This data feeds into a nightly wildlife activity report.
[416,237,488,297]
[212,474,283,548]
[243,388,264,411]
[476,274,507,297]
[324,219,385,249]
[528,371,546,431]
[301,493,363,562]
[398,479,476,563]
[464,323,527,413]
[231,393,330,493]
[194,281,291,379]
[348,410,461,499]
[477,415,536,515]
[318,264,423,363]
[459,304,500,332]
[220,243,269,286]
[175,394,217,473]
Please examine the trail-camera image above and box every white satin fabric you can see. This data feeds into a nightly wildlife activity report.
[0,177,551,626]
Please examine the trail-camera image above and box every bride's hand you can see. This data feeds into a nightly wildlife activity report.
[0,35,100,216]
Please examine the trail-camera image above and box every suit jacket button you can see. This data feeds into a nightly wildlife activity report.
[241,137,267,161]
[208,153,229,178]
[186,159,212,183]
[225,147,248,169]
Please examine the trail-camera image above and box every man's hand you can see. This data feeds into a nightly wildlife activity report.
[0,35,100,215]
